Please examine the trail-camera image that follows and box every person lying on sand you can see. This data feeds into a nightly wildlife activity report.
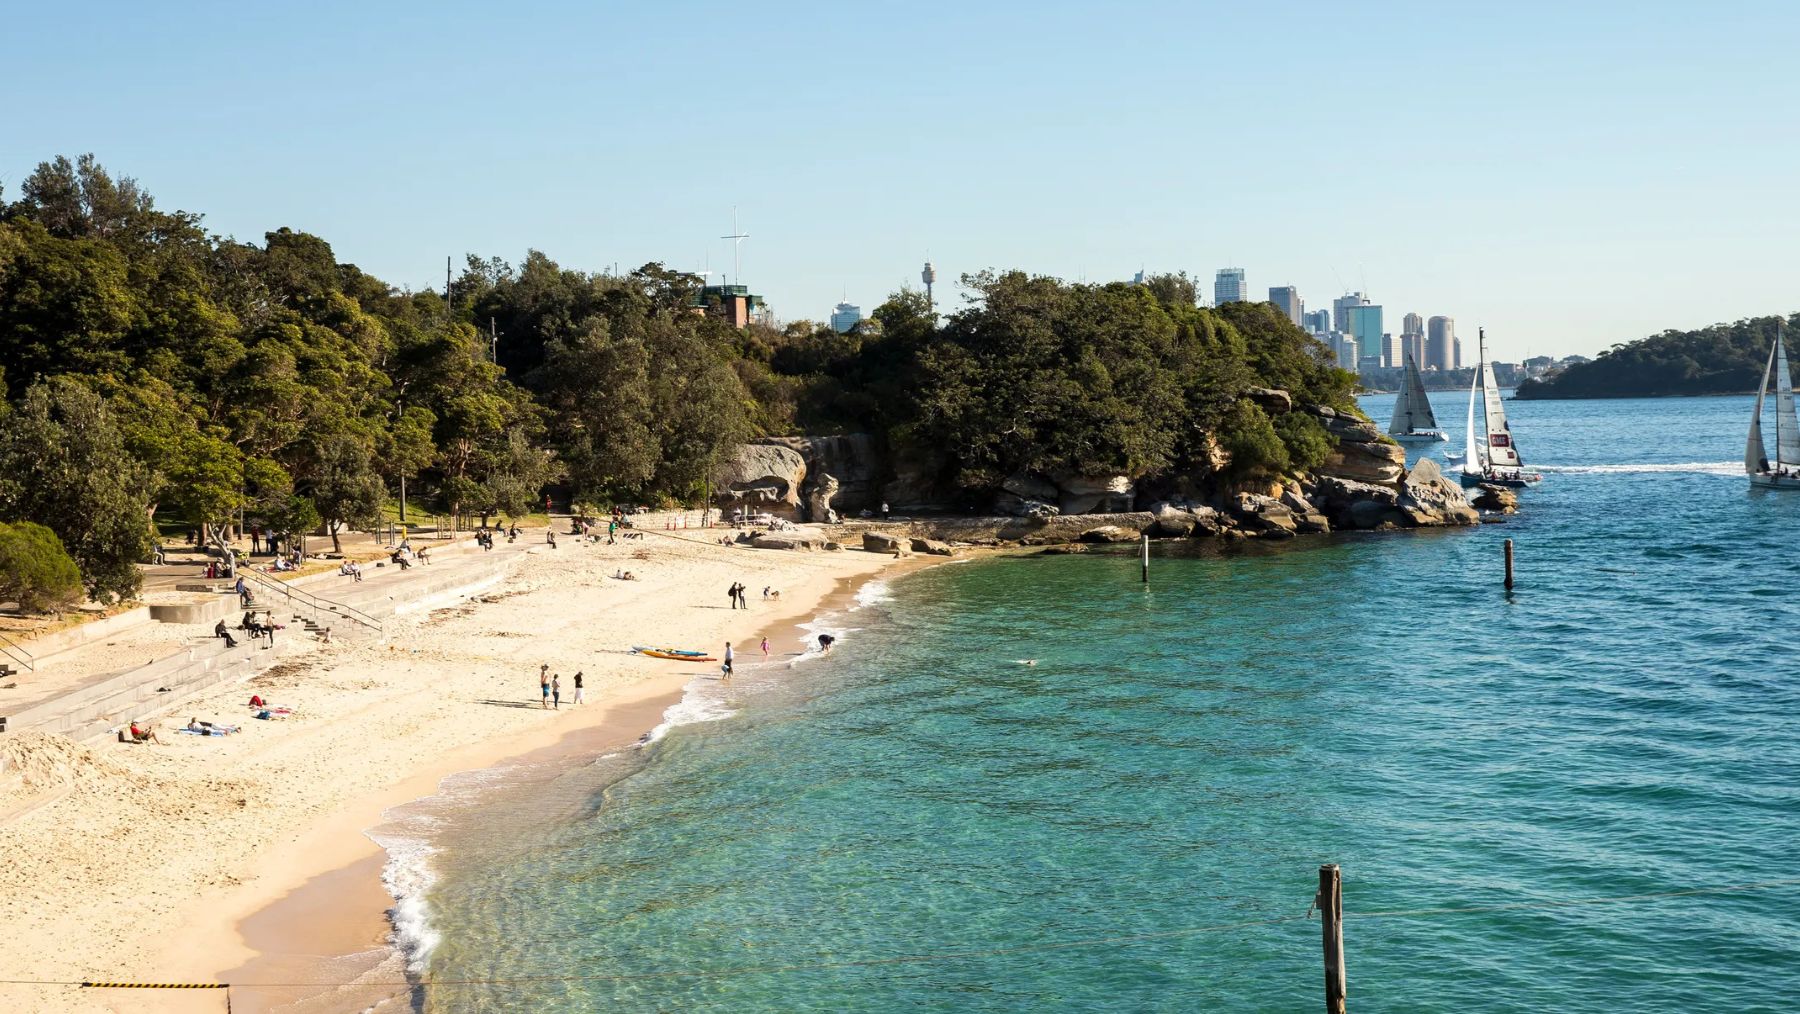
[184,718,240,736]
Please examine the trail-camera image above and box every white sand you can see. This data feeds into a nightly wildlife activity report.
[0,530,904,1013]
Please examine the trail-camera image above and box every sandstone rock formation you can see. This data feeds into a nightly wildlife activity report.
[754,435,881,512]
[909,537,955,556]
[714,444,807,517]
[805,473,841,523]
[863,532,909,556]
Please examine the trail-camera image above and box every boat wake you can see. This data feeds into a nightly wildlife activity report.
[1533,462,1740,476]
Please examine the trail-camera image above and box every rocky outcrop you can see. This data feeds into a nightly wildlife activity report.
[994,472,1134,515]
[882,446,956,514]
[909,537,955,556]
[1319,439,1406,486]
[1079,525,1140,543]
[994,493,1059,518]
[1278,488,1331,534]
[1147,502,1226,537]
[715,444,807,517]
[1244,387,1292,414]
[1056,473,1134,514]
[750,533,827,551]
[1307,461,1478,530]
[805,473,841,524]
[1399,459,1480,526]
[1471,484,1519,514]
[1230,493,1299,538]
[863,532,909,556]
[754,435,881,512]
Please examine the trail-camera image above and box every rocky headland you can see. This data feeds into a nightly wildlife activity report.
[712,393,1504,552]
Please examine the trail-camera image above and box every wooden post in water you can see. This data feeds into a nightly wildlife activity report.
[1141,535,1150,584]
[1319,863,1346,1013]
[1504,538,1515,590]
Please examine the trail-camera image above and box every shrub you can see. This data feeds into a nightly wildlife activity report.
[0,520,84,614]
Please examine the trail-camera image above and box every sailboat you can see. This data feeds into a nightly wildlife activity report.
[1388,353,1448,443]
[1746,325,1800,489]
[1459,329,1543,488]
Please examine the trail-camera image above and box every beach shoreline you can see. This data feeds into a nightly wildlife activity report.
[213,555,925,1013]
[0,528,921,1014]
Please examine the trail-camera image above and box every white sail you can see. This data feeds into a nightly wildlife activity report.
[1481,361,1522,468]
[1388,355,1438,435]
[1747,340,1774,474]
[1776,332,1800,467]
[1462,368,1481,473]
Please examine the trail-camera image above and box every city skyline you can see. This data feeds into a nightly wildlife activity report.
[7,2,1797,362]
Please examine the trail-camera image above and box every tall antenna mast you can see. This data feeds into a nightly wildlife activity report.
[921,257,937,311]
[721,207,749,285]
[444,256,452,320]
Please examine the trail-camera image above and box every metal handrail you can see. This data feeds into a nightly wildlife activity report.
[239,568,384,637]
[0,629,35,673]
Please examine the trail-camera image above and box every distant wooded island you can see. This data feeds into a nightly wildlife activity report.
[1515,314,1797,399]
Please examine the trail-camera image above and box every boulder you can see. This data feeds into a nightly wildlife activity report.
[1278,489,1331,534]
[1230,493,1299,537]
[1324,416,1382,443]
[1318,439,1406,485]
[1472,484,1520,514]
[1148,502,1198,537]
[1056,474,1135,515]
[753,435,881,512]
[1244,386,1292,414]
[1348,499,1403,530]
[1080,525,1140,543]
[1399,459,1480,526]
[862,532,910,556]
[909,537,955,556]
[749,533,827,551]
[715,444,808,517]
[994,493,1060,518]
[1001,473,1060,502]
[805,472,842,524]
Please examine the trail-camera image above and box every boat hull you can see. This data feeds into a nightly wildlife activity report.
[1391,431,1448,445]
[1748,472,1800,490]
[1460,470,1542,489]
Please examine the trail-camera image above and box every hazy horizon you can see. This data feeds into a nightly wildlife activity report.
[6,0,1795,360]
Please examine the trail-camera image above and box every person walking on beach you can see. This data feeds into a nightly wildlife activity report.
[539,664,551,709]
[551,673,561,709]
[572,670,585,705]
[727,582,741,610]
[722,642,734,680]
[760,636,769,659]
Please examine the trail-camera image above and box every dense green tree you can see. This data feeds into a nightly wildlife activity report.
[0,378,153,602]
[0,521,84,615]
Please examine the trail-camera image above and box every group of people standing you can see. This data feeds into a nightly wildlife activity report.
[537,663,585,709]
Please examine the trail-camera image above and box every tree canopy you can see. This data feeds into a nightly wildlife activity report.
[1516,314,1797,399]
[0,153,1358,601]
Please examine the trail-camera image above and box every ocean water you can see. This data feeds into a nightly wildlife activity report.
[395,394,1800,1012]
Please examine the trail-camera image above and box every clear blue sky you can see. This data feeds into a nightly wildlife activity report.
[5,0,1796,360]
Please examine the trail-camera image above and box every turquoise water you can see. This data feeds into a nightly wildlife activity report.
[407,394,1800,1012]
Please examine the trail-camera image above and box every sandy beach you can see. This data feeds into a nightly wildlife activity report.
[0,528,905,1014]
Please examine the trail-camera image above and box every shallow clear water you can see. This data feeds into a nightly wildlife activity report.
[410,394,1800,1012]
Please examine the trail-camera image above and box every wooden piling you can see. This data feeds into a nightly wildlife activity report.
[1504,538,1515,590]
[1319,863,1346,1013]
[1141,535,1150,584]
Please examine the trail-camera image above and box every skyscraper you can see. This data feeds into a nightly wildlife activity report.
[1303,309,1331,334]
[1454,336,1463,370]
[1426,316,1456,372]
[1401,312,1425,367]
[1329,333,1357,369]
[829,301,864,334]
[1332,292,1369,333]
[1381,332,1402,368]
[1268,285,1302,326]
[1214,268,1247,305]
[1346,302,1384,366]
